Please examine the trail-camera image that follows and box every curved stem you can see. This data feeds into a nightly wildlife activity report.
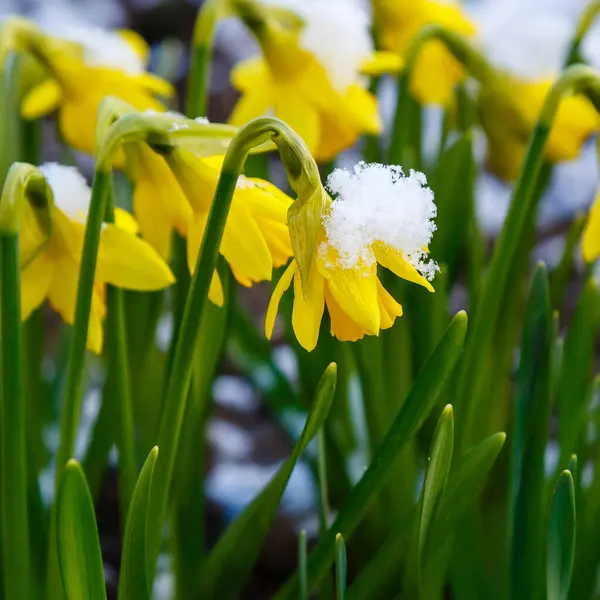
[455,65,600,452]
[146,116,320,575]
[565,0,600,66]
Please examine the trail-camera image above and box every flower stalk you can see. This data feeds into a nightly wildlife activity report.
[565,0,600,66]
[146,116,323,574]
[0,162,52,600]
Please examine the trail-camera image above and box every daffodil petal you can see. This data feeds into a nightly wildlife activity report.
[97,225,175,290]
[114,208,139,234]
[22,78,63,119]
[583,193,600,262]
[136,72,175,97]
[374,243,434,292]
[118,29,150,62]
[265,261,295,339]
[209,270,225,307]
[377,278,403,329]
[87,287,106,354]
[47,255,78,326]
[275,94,320,153]
[20,247,55,320]
[231,57,269,91]
[292,259,325,351]
[229,90,273,127]
[187,210,208,273]
[324,285,367,342]
[360,51,403,75]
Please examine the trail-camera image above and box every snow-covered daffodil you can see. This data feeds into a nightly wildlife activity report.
[1,17,173,159]
[229,0,400,161]
[20,163,174,353]
[373,0,476,105]
[479,77,599,180]
[266,163,438,351]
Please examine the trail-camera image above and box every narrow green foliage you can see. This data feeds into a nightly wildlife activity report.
[119,447,159,600]
[335,534,347,600]
[299,531,308,600]
[389,72,422,169]
[510,264,553,600]
[547,470,576,600]
[274,312,468,599]
[197,363,337,599]
[56,461,107,600]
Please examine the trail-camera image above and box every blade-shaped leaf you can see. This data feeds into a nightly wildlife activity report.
[197,363,337,598]
[118,447,159,600]
[274,311,468,599]
[547,470,576,600]
[299,530,308,600]
[510,263,553,599]
[56,460,106,600]
[335,534,347,600]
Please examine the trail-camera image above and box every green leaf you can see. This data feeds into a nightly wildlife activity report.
[274,312,468,600]
[118,447,158,600]
[335,534,347,600]
[389,71,422,170]
[56,460,107,600]
[509,264,553,600]
[197,363,338,599]
[299,530,308,600]
[556,279,600,465]
[547,470,576,600]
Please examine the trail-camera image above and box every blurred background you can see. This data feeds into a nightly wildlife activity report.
[3,0,600,597]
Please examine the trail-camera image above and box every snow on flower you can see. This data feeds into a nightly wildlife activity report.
[39,162,91,224]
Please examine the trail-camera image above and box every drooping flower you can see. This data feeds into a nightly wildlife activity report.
[3,17,173,158]
[265,163,438,351]
[229,0,400,161]
[373,0,476,106]
[20,163,174,353]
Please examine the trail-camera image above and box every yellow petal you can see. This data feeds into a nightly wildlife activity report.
[209,270,225,307]
[114,208,139,234]
[219,198,274,285]
[377,278,403,329]
[87,287,106,354]
[21,78,63,119]
[360,51,403,76]
[374,243,434,292]
[97,225,175,290]
[118,29,150,62]
[583,193,600,262]
[324,285,367,342]
[47,255,78,327]
[292,257,325,351]
[230,57,270,91]
[343,85,381,134]
[255,218,293,267]
[265,261,295,339]
[318,257,380,335]
[187,210,208,273]
[20,246,55,320]
[229,89,274,127]
[274,93,320,153]
[135,72,175,98]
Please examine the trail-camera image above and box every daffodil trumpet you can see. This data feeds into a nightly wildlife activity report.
[0,162,51,600]
[455,64,600,452]
[146,116,324,578]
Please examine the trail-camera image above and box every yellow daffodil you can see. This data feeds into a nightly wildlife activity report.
[373,0,476,105]
[126,141,294,305]
[20,163,174,353]
[479,77,598,180]
[583,191,600,262]
[229,0,400,161]
[3,18,173,159]
[266,163,438,351]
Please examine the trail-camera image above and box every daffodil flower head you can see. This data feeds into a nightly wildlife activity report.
[373,0,476,105]
[479,74,599,180]
[2,16,174,159]
[19,163,174,353]
[266,162,438,351]
[229,0,399,160]
[583,189,600,264]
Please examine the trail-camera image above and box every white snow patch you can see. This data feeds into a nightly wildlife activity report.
[322,162,438,280]
[40,162,91,224]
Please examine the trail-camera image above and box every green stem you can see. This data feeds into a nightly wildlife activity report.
[0,233,31,599]
[146,116,320,576]
[186,0,222,117]
[456,65,600,452]
[54,169,111,490]
[565,0,600,66]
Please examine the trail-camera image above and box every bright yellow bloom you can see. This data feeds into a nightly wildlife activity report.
[265,164,437,351]
[373,0,476,105]
[7,19,173,159]
[20,164,174,353]
[229,1,399,161]
[582,192,600,263]
[128,146,294,305]
[480,77,598,180]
